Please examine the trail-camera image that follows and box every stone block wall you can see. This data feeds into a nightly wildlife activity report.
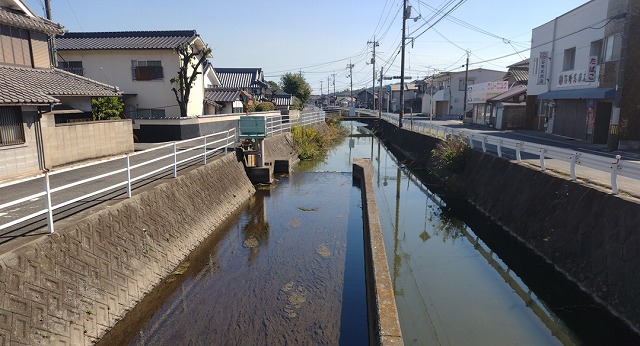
[41,118,134,168]
[461,151,640,332]
[0,153,255,344]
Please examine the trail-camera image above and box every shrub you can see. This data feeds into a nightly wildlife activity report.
[255,102,275,112]
[291,119,349,160]
[431,138,470,173]
[92,97,123,121]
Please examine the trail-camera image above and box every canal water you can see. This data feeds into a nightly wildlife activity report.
[100,121,640,345]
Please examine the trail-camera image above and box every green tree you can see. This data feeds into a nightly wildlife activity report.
[280,73,311,109]
[91,97,123,121]
[267,81,280,99]
[171,43,212,117]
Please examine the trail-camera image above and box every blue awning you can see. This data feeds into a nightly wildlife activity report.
[538,88,615,100]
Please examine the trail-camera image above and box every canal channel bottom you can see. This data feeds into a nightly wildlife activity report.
[112,172,368,345]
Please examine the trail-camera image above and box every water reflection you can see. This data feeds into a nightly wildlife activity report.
[337,119,639,345]
[97,172,369,345]
[241,193,270,265]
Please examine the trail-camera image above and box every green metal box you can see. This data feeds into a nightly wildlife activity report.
[238,116,266,139]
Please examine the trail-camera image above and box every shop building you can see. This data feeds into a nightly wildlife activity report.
[527,0,639,149]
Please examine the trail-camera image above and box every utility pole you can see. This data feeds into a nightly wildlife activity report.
[399,0,408,128]
[367,37,379,110]
[462,50,470,122]
[347,61,354,101]
[44,0,57,66]
[379,67,383,118]
[327,76,331,105]
[332,73,336,99]
[320,81,323,96]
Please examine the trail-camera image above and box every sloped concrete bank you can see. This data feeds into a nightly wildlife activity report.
[369,119,640,333]
[0,153,255,344]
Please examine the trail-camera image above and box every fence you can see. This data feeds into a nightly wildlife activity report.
[0,111,327,236]
[378,112,640,195]
[265,110,326,136]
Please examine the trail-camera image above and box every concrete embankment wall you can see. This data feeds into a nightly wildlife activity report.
[370,120,640,333]
[0,153,255,344]
[353,159,403,346]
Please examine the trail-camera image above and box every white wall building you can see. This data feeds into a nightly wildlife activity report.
[57,30,211,119]
[527,0,634,147]
[426,68,505,118]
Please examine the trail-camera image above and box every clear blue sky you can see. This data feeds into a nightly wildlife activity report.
[24,0,588,94]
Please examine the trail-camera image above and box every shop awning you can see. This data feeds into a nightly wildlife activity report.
[537,88,615,100]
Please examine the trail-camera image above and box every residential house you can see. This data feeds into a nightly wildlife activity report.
[56,30,211,119]
[527,0,638,149]
[210,67,269,101]
[483,60,530,129]
[355,88,374,108]
[388,82,420,114]
[271,90,293,111]
[427,68,505,118]
[0,0,129,181]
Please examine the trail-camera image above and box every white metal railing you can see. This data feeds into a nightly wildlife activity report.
[1,111,329,236]
[265,111,326,136]
[379,113,640,195]
[0,128,237,234]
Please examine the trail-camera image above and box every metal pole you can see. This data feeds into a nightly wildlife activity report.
[173,142,178,177]
[204,136,208,164]
[126,154,132,198]
[462,51,470,121]
[43,170,54,234]
[379,66,383,118]
[399,0,407,128]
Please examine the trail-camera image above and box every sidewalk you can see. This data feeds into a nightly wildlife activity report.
[423,119,640,200]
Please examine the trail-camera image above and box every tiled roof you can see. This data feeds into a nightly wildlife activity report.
[0,6,63,35]
[489,84,527,102]
[204,88,240,104]
[506,68,529,82]
[0,65,120,105]
[56,30,200,50]
[214,68,265,89]
[272,92,292,106]
[507,59,529,69]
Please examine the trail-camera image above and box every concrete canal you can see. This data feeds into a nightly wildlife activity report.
[99,121,639,345]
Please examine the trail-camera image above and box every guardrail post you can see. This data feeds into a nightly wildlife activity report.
[226,129,230,151]
[481,136,487,153]
[569,153,578,181]
[611,155,621,195]
[497,140,502,158]
[173,142,178,178]
[468,133,474,149]
[126,154,132,198]
[516,142,522,163]
[43,170,54,234]
[203,136,208,165]
[539,148,546,171]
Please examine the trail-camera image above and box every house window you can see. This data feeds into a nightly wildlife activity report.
[563,48,576,71]
[604,34,622,61]
[590,40,603,63]
[58,61,84,76]
[458,78,474,91]
[0,107,25,146]
[0,25,31,67]
[131,60,163,81]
